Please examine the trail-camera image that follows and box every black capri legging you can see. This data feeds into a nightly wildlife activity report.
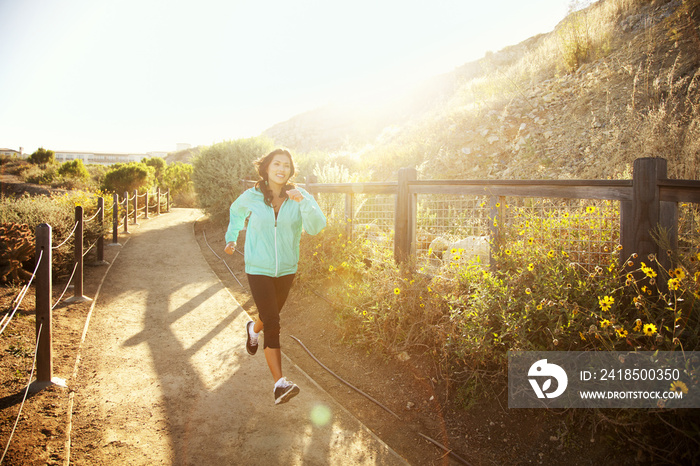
[246,274,295,349]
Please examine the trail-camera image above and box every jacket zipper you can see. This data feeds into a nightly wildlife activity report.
[273,200,284,277]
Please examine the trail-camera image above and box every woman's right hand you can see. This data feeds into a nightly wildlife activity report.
[224,241,236,255]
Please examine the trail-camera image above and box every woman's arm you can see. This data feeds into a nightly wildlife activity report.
[225,190,252,245]
[292,187,326,235]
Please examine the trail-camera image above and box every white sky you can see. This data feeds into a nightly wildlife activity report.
[0,0,571,155]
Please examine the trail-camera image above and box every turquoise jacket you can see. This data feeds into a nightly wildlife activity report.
[225,186,326,277]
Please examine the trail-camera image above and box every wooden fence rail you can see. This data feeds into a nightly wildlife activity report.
[251,158,698,273]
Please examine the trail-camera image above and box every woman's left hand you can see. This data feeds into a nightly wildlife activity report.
[287,188,304,202]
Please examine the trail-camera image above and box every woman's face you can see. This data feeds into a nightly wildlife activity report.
[266,153,292,187]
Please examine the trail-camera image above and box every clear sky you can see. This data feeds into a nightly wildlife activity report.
[0,0,572,155]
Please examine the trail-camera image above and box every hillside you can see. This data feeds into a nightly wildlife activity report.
[262,0,700,181]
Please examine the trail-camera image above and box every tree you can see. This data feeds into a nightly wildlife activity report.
[162,162,193,194]
[27,147,55,165]
[142,156,167,185]
[191,137,274,224]
[57,159,89,180]
[101,162,155,195]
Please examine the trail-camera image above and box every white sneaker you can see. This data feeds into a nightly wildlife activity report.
[274,377,300,405]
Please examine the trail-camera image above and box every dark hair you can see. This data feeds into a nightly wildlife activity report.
[254,148,296,207]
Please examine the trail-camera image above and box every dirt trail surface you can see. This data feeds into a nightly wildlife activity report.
[69,208,407,465]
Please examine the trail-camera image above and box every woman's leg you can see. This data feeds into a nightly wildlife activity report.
[246,274,295,381]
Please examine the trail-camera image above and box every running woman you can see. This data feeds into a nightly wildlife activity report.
[224,148,326,405]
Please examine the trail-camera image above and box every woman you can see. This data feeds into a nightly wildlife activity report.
[224,148,326,405]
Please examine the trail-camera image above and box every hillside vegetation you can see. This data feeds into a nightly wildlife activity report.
[263,0,700,182]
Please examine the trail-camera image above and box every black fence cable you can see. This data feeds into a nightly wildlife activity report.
[201,229,244,288]
[290,335,474,465]
[288,335,400,420]
[194,218,473,464]
[0,324,42,465]
[417,432,473,466]
[0,249,43,336]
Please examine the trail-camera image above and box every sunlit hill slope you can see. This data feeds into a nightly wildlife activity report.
[262,0,700,181]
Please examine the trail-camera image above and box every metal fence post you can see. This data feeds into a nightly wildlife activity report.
[395,167,417,264]
[489,195,506,271]
[345,192,354,241]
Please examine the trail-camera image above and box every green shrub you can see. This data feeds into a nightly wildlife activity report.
[191,137,274,224]
[0,192,107,274]
[162,162,196,207]
[27,147,55,165]
[57,159,90,180]
[101,162,155,195]
[142,156,167,185]
[22,164,58,185]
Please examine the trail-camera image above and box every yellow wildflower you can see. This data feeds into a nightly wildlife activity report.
[643,323,657,337]
[394,288,401,295]
[633,319,643,332]
[600,319,612,329]
[668,278,681,291]
[598,295,614,312]
[670,380,689,394]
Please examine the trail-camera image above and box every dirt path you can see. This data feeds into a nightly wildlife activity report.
[68,208,407,465]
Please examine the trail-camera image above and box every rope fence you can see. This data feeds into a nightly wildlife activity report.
[0,187,170,462]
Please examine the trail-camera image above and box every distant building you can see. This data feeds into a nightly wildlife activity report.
[54,150,168,166]
[0,148,24,158]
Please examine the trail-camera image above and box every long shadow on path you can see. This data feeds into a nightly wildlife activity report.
[71,208,406,465]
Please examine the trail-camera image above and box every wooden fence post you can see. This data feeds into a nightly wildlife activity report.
[133,189,138,225]
[145,190,149,219]
[157,188,161,215]
[66,206,90,303]
[34,224,53,384]
[96,196,105,262]
[622,157,675,274]
[123,192,129,234]
[395,167,417,264]
[345,192,354,241]
[305,175,319,200]
[111,193,120,245]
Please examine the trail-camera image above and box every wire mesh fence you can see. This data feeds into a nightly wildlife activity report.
[678,202,700,257]
[319,190,624,272]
